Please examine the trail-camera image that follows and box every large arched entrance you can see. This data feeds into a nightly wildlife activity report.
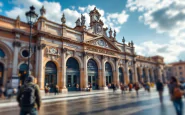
[119,68,124,84]
[87,59,98,90]
[66,57,80,91]
[149,69,153,82]
[137,68,141,83]
[0,63,4,86]
[19,63,28,85]
[105,62,113,86]
[0,48,5,86]
[45,61,57,92]
[129,69,133,83]
[142,68,147,83]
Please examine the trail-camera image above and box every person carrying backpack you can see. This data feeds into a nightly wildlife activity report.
[17,76,41,115]
[169,76,184,115]
[156,79,164,103]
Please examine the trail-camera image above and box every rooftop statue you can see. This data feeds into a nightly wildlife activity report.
[113,30,116,38]
[81,14,86,26]
[75,18,81,26]
[109,28,113,38]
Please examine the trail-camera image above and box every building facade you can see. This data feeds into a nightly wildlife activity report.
[165,60,185,82]
[0,6,166,91]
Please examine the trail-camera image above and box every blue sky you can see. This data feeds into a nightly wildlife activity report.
[0,0,185,63]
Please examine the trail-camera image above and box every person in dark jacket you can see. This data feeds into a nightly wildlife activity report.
[156,79,164,103]
[17,76,41,115]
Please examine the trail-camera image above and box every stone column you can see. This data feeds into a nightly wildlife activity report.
[61,48,67,93]
[37,43,46,90]
[35,45,39,79]
[80,68,84,89]
[101,56,107,89]
[83,52,88,88]
[11,39,21,88]
[124,60,129,85]
[133,61,138,83]
[115,59,119,86]
[98,69,102,88]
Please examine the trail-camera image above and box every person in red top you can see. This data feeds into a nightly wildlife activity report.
[129,83,133,92]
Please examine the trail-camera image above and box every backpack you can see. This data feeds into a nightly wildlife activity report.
[173,87,183,99]
[21,84,36,107]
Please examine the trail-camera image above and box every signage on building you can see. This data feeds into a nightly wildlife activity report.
[86,46,115,55]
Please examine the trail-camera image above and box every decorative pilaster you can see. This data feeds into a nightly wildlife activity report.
[133,60,138,83]
[61,48,67,92]
[37,43,46,89]
[11,34,21,88]
[115,58,119,86]
[83,52,88,88]
[101,56,107,89]
[124,59,129,84]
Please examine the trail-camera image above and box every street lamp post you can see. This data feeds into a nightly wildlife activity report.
[25,6,38,77]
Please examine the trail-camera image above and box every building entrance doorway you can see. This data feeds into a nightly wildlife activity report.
[45,61,57,93]
[105,62,113,88]
[87,59,98,90]
[66,57,80,91]
[119,68,124,84]
[19,63,28,85]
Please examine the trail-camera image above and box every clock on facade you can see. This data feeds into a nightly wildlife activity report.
[93,15,98,21]
[97,25,102,33]
[98,40,105,46]
[50,48,57,54]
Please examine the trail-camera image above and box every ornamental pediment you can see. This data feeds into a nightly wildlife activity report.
[86,36,120,51]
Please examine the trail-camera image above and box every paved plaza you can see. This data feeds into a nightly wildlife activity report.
[0,88,183,115]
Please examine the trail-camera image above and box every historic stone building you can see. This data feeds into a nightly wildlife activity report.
[0,6,165,92]
[165,60,185,82]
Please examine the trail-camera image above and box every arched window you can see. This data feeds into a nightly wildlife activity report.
[0,49,5,58]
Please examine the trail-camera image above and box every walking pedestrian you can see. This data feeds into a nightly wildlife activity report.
[112,83,116,93]
[156,79,164,103]
[120,83,125,94]
[128,83,133,92]
[169,76,184,115]
[54,85,59,95]
[135,82,140,96]
[17,76,41,115]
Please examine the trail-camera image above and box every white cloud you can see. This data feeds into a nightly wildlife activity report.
[0,2,3,7]
[0,2,3,12]
[78,7,85,12]
[127,0,185,63]
[135,40,185,63]
[5,1,129,33]
[107,10,129,24]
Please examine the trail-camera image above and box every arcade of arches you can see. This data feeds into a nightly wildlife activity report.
[0,7,166,92]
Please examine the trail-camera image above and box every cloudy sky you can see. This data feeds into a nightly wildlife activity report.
[0,0,185,63]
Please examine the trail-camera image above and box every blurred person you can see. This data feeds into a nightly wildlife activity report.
[135,82,140,96]
[169,76,184,115]
[120,83,125,94]
[17,76,41,115]
[76,84,79,91]
[128,83,133,92]
[54,85,59,95]
[156,79,164,103]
